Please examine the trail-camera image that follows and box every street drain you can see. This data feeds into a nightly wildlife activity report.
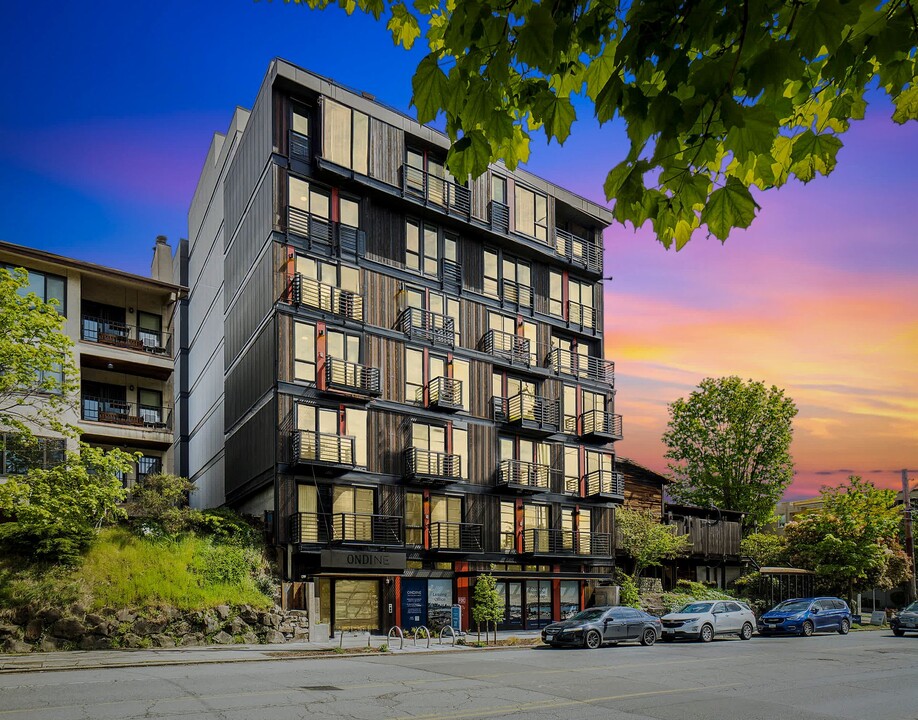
[303,685,342,691]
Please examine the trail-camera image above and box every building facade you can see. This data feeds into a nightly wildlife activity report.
[0,239,184,486]
[183,59,623,634]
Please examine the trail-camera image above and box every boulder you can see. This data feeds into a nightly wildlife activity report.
[181,633,204,647]
[38,608,62,624]
[202,613,220,634]
[68,603,87,618]
[116,609,137,624]
[91,621,114,637]
[39,637,66,652]
[171,621,192,636]
[229,618,250,635]
[85,614,105,627]
[23,620,44,643]
[0,624,20,639]
[260,613,281,629]
[122,633,144,648]
[212,631,233,645]
[241,632,259,645]
[239,606,259,624]
[263,630,286,644]
[277,623,295,634]
[2,639,32,654]
[133,619,165,635]
[78,635,111,651]
[151,634,176,648]
[50,618,85,640]
[215,605,231,620]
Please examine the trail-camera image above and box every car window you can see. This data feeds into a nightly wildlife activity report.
[712,602,727,614]
[610,607,637,619]
[904,601,918,612]
[774,600,811,613]
[726,602,743,612]
[570,608,607,622]
[680,602,714,614]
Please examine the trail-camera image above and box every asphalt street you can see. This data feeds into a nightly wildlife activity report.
[1,631,916,720]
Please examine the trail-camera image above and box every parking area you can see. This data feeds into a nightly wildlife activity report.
[2,630,917,719]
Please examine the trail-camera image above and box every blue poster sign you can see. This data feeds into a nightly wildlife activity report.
[451,604,462,631]
[401,579,427,630]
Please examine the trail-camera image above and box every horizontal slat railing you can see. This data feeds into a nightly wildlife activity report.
[580,410,623,439]
[497,459,551,491]
[396,307,455,346]
[584,470,625,498]
[480,329,530,366]
[325,357,380,395]
[424,376,463,409]
[288,273,364,322]
[429,522,483,552]
[81,396,172,430]
[522,529,613,556]
[547,348,614,385]
[501,279,533,309]
[292,430,356,465]
[568,301,596,329]
[553,228,604,274]
[405,447,462,481]
[401,165,471,216]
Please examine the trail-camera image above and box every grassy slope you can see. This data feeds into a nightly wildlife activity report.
[0,528,272,612]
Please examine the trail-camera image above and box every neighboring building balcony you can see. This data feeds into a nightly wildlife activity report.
[480,329,531,368]
[400,165,471,217]
[547,348,614,386]
[583,470,625,501]
[287,207,366,257]
[404,447,462,484]
[522,528,613,557]
[501,279,533,310]
[419,376,463,412]
[323,357,380,398]
[396,307,455,346]
[568,301,596,330]
[497,459,551,493]
[428,522,484,553]
[289,512,404,547]
[553,228,604,274]
[492,393,560,435]
[579,410,623,440]
[666,514,743,557]
[291,430,356,469]
[287,273,364,322]
[81,396,172,431]
[81,316,172,357]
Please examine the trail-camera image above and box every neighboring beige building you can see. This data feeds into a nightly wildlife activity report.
[0,238,186,486]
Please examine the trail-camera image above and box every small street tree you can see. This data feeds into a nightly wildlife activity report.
[126,472,199,536]
[663,376,797,532]
[471,573,504,644]
[616,507,691,583]
[740,532,787,568]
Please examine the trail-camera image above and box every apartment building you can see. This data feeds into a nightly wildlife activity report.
[0,239,184,486]
[183,59,622,634]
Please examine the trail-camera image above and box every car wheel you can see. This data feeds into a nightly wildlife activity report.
[739,623,754,640]
[838,619,850,635]
[801,620,814,637]
[640,628,656,646]
[584,629,602,649]
[699,624,714,643]
[893,628,905,637]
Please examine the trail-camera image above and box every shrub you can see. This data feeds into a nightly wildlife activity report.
[126,473,200,537]
[612,570,640,608]
[191,544,250,586]
[195,508,262,547]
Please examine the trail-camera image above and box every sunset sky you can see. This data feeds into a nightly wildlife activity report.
[1,1,915,499]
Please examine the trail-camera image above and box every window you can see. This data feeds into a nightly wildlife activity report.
[138,312,163,350]
[585,450,613,476]
[583,390,606,415]
[406,349,469,409]
[296,404,367,466]
[500,502,516,551]
[332,486,375,540]
[5,266,66,314]
[563,446,579,493]
[292,108,309,137]
[404,287,460,344]
[0,434,65,475]
[138,388,163,425]
[297,484,319,542]
[340,196,360,228]
[136,455,161,481]
[525,503,550,552]
[288,177,331,239]
[514,186,548,242]
[405,220,459,278]
[482,250,531,307]
[294,321,316,382]
[406,149,459,205]
[563,385,577,433]
[453,426,467,478]
[569,278,595,328]
[492,175,507,205]
[323,99,368,174]
[405,347,424,403]
[549,270,564,318]
[406,492,423,545]
[296,256,359,292]
[488,311,534,363]
[484,249,499,298]
[431,495,463,547]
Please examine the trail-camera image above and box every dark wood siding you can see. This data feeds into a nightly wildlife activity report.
[469,173,490,222]
[364,269,401,330]
[368,119,403,187]
[467,423,495,486]
[624,481,663,516]
[368,408,406,475]
[461,237,484,294]
[367,335,404,403]
[460,298,488,351]
[468,359,493,419]
[466,493,499,552]
[532,263,550,316]
[365,202,405,267]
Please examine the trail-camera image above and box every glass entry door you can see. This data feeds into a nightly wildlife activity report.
[495,581,523,630]
[525,581,552,628]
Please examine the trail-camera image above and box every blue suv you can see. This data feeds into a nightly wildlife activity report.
[758,597,852,636]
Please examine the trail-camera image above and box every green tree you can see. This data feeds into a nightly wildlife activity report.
[616,507,691,581]
[126,472,200,536]
[471,573,504,643]
[0,443,136,563]
[740,531,787,567]
[662,376,797,532]
[279,0,917,248]
[0,267,78,438]
[784,476,911,602]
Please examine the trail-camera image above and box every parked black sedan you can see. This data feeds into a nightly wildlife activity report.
[891,601,918,636]
[542,606,662,648]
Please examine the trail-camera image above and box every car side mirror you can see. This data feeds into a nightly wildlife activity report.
[811,609,819,615]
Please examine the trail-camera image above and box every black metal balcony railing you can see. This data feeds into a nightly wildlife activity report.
[522,528,613,556]
[404,447,462,482]
[440,258,462,293]
[396,307,455,346]
[429,522,484,552]
[289,512,403,546]
[501,279,533,309]
[324,357,380,396]
[480,329,531,367]
[488,200,510,233]
[568,301,596,330]
[292,430,356,466]
[81,396,172,430]
[584,470,625,499]
[81,316,171,357]
[580,410,624,440]
[547,348,615,386]
[286,207,367,257]
[493,393,560,433]
[401,165,471,216]
[289,130,310,162]
[497,459,551,492]
[422,376,463,411]
[553,228,604,274]
[288,273,364,322]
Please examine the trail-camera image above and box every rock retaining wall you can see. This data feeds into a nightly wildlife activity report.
[0,604,310,653]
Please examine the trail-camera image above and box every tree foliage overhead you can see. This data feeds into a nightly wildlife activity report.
[282,0,917,248]
[662,376,797,531]
[616,506,692,579]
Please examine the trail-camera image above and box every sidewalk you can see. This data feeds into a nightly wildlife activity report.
[0,629,545,674]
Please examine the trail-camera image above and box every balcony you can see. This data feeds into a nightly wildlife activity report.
[396,307,455,346]
[547,348,614,386]
[404,447,462,484]
[286,207,367,258]
[420,376,463,412]
[428,522,484,553]
[289,512,404,547]
[553,228,604,274]
[666,515,743,557]
[480,329,531,368]
[583,470,625,501]
[287,273,364,322]
[497,459,551,493]
[81,397,172,431]
[579,410,623,441]
[440,258,462,294]
[324,357,380,398]
[291,430,356,469]
[493,393,560,435]
[488,200,510,234]
[522,528,613,557]
[288,129,310,163]
[501,279,533,310]
[401,165,471,217]
[568,301,596,330]
[81,316,171,357]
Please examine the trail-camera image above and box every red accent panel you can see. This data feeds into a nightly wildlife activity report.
[552,578,561,622]
[331,187,340,223]
[394,576,402,628]
[316,322,327,391]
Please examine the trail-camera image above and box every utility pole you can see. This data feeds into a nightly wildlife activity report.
[904,469,917,603]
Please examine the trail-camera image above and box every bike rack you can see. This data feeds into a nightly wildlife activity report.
[412,626,431,648]
[438,626,457,645]
[387,626,405,650]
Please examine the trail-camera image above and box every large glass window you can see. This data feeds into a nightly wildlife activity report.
[296,484,319,542]
[500,501,516,551]
[514,186,548,241]
[560,581,580,619]
[288,177,331,239]
[549,270,564,318]
[453,426,467,478]
[0,434,64,475]
[5,265,66,314]
[563,445,580,493]
[484,249,499,298]
[340,196,360,228]
[492,175,507,204]
[563,385,577,433]
[405,347,424,403]
[406,492,423,546]
[323,99,368,174]
[332,486,375,540]
[569,278,594,328]
[294,321,316,382]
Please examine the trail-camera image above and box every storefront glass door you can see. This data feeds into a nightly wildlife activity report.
[525,581,552,628]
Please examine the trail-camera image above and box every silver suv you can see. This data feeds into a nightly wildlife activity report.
[661,600,757,642]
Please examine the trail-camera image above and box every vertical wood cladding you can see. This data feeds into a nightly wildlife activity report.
[592,505,615,538]
[365,202,405,266]
[277,313,294,384]
[225,396,276,497]
[468,359,493,419]
[225,246,273,369]
[624,482,663,516]
[468,424,495,486]
[225,317,276,430]
[378,484,405,520]
[364,269,401,330]
[532,263,550,316]
[274,91,289,157]
[460,298,488,352]
[461,238,484,295]
[466,493,499,552]
[368,409,407,475]
[469,173,490,222]
[368,119,403,187]
[224,170,273,310]
[367,335,404,403]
